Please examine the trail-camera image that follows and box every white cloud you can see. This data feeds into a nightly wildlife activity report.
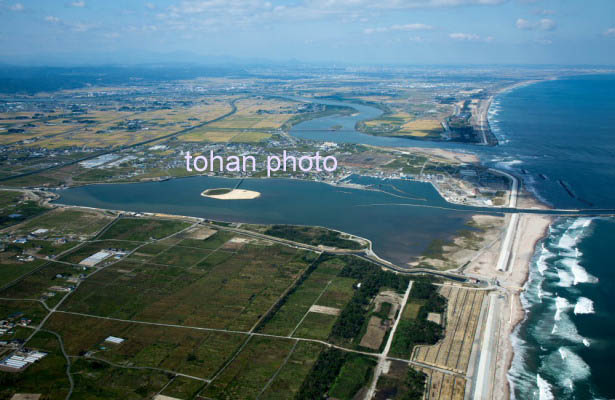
[9,3,24,11]
[145,2,156,9]
[515,18,532,29]
[535,9,555,16]
[364,23,433,34]
[603,28,615,37]
[155,0,507,33]
[70,1,86,7]
[538,18,556,30]
[72,22,95,32]
[449,32,480,41]
[307,0,507,9]
[535,38,552,45]
[44,16,61,23]
[516,17,556,31]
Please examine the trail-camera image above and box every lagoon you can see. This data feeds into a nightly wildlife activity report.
[54,176,482,266]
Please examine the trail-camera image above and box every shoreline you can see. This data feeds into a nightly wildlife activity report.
[481,78,556,400]
[498,213,553,400]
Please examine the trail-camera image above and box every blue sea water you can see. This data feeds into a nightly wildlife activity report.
[493,75,615,400]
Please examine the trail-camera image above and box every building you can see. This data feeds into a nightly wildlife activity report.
[79,250,112,267]
[105,336,125,344]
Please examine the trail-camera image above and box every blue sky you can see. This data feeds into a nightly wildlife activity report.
[1,0,614,65]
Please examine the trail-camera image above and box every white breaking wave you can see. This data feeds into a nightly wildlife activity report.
[574,297,595,315]
[551,302,589,345]
[546,347,592,392]
[537,374,555,400]
[496,159,523,170]
[554,296,570,321]
[556,269,574,288]
[561,258,599,285]
[536,243,553,276]
[570,218,593,230]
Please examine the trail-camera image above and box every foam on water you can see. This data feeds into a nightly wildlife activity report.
[545,347,592,392]
[537,374,555,400]
[510,217,598,399]
[556,269,574,288]
[554,296,570,321]
[566,258,598,285]
[574,297,595,315]
[537,243,553,276]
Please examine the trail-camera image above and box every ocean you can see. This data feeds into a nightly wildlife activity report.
[492,75,615,400]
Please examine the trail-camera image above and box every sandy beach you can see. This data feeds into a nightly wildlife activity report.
[466,211,552,399]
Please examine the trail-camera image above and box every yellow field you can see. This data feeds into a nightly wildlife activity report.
[180,129,270,143]
[398,119,443,136]
[1,101,232,149]
[413,286,485,374]
[208,98,297,130]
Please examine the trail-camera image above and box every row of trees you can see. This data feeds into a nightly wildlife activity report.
[391,278,446,357]
[265,225,364,250]
[331,257,409,340]
[295,349,347,399]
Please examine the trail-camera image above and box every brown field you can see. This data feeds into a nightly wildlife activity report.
[417,367,466,400]
[359,316,386,350]
[412,286,485,374]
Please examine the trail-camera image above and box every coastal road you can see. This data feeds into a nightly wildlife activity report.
[477,99,490,145]
[495,169,519,271]
[472,293,500,400]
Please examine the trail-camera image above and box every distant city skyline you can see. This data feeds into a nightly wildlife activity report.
[1,0,614,65]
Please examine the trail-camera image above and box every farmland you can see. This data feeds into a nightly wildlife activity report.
[0,191,487,400]
[412,286,485,374]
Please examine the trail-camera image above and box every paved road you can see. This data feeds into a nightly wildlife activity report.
[494,170,519,272]
[365,281,413,400]
[472,293,499,400]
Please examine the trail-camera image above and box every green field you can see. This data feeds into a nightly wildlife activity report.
[0,331,70,400]
[292,311,338,340]
[45,312,247,380]
[0,261,82,304]
[61,240,313,330]
[161,376,206,398]
[70,358,170,399]
[0,299,48,324]
[16,208,114,236]
[201,336,296,399]
[259,341,324,400]
[0,258,47,287]
[258,257,349,336]
[329,355,377,400]
[98,218,190,241]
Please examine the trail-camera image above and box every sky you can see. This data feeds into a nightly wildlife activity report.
[0,0,614,65]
